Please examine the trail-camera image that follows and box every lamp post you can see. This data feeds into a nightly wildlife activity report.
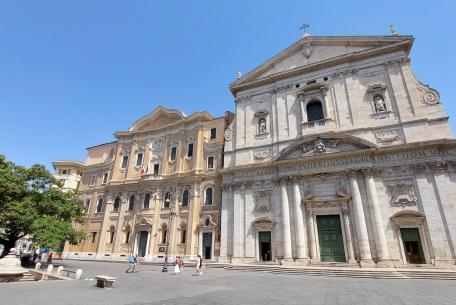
[162,203,177,272]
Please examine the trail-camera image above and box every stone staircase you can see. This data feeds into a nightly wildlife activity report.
[19,271,37,282]
[223,264,456,280]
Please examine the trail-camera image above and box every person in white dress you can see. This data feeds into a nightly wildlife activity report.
[174,257,181,275]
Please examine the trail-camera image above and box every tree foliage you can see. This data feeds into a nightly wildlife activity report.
[0,154,86,256]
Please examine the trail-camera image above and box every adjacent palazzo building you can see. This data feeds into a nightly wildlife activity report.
[62,106,232,262]
[219,35,456,267]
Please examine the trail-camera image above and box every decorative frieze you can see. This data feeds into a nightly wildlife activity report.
[254,149,271,160]
[374,129,401,144]
[385,179,417,206]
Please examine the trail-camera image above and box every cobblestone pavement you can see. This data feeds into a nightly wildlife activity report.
[2,260,456,305]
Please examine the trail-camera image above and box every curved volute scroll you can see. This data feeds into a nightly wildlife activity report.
[274,133,377,162]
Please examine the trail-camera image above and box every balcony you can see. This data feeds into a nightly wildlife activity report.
[141,173,164,181]
[302,118,333,129]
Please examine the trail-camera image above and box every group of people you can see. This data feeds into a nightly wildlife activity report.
[126,254,204,276]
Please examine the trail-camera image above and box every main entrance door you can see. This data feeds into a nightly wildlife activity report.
[400,228,425,264]
[258,231,272,261]
[137,231,148,257]
[317,215,345,262]
[202,232,212,259]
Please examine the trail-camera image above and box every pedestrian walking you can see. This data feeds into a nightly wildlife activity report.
[126,254,137,273]
[174,256,181,275]
[179,256,184,273]
[195,255,203,276]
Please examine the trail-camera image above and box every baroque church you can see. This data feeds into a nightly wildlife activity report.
[57,32,456,268]
[219,34,456,267]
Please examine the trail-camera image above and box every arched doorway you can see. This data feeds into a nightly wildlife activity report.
[252,217,275,262]
[391,211,430,265]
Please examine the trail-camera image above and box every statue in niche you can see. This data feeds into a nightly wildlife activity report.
[373,94,387,112]
[258,118,267,134]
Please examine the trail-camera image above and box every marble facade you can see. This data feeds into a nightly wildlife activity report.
[219,35,456,267]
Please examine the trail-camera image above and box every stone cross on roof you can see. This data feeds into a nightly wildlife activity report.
[299,23,310,37]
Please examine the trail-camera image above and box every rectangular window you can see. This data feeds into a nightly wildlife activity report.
[181,229,186,244]
[153,164,160,175]
[207,156,214,169]
[187,143,193,158]
[62,169,68,175]
[102,173,108,184]
[121,155,129,169]
[136,152,144,167]
[91,232,97,243]
[210,128,217,139]
[170,147,177,161]
[90,175,96,186]
[162,230,167,244]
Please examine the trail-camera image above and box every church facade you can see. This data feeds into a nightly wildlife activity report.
[63,107,232,262]
[219,35,456,267]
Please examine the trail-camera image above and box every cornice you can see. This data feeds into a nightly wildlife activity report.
[230,40,412,95]
[220,139,456,175]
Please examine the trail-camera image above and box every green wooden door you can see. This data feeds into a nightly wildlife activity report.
[400,228,425,264]
[317,215,346,262]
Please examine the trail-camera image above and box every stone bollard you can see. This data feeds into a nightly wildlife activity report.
[35,262,41,270]
[46,264,53,274]
[75,269,82,280]
[56,266,64,276]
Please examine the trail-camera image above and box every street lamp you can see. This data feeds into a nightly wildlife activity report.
[162,201,177,272]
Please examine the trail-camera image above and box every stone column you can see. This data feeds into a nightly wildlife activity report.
[280,178,293,261]
[218,184,231,262]
[307,209,317,262]
[232,184,244,262]
[348,170,373,266]
[244,187,255,261]
[363,169,389,263]
[342,205,356,263]
[96,196,113,259]
[292,177,308,262]
[113,195,128,254]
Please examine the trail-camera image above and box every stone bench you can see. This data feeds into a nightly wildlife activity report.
[95,275,116,288]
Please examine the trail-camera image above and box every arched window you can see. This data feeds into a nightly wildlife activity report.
[84,199,91,214]
[128,195,135,211]
[205,187,213,205]
[96,198,103,213]
[180,223,187,244]
[162,225,168,244]
[143,193,151,209]
[109,225,115,244]
[164,192,171,208]
[113,196,120,212]
[306,100,324,122]
[124,225,131,243]
[182,190,189,207]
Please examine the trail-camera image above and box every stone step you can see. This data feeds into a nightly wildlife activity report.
[20,272,37,282]
[224,265,456,280]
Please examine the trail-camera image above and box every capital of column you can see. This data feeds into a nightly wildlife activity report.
[361,167,375,178]
[346,169,359,178]
[429,161,448,173]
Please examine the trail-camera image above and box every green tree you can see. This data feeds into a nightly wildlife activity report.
[0,154,86,257]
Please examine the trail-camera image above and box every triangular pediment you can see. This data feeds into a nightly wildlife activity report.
[231,36,413,94]
[275,134,376,161]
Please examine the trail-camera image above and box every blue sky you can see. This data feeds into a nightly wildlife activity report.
[1,0,455,171]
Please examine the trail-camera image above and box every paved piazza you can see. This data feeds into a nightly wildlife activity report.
[2,261,455,305]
